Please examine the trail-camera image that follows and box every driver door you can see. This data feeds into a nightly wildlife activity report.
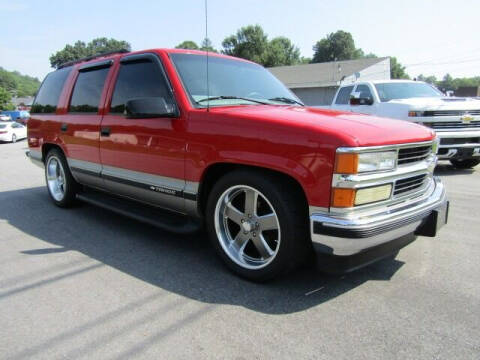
[100,53,186,213]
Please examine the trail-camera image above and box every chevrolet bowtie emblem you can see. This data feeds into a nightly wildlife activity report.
[461,113,473,123]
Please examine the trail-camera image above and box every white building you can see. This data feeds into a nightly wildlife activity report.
[269,57,391,106]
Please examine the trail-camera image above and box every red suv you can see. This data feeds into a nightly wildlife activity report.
[27,49,448,280]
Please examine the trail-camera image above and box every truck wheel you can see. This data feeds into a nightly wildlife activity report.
[206,170,310,281]
[45,148,79,207]
[449,159,480,169]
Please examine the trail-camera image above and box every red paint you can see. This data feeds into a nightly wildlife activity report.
[28,49,435,208]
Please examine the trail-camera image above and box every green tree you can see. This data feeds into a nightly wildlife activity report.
[0,67,40,97]
[390,57,410,79]
[221,25,300,66]
[0,87,15,110]
[222,25,269,64]
[264,37,300,67]
[175,40,199,50]
[312,30,363,63]
[200,38,217,52]
[438,73,455,91]
[49,37,131,68]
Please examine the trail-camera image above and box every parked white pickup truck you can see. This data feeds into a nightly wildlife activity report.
[330,80,480,168]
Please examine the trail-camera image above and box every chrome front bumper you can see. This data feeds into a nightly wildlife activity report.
[310,177,448,256]
[435,130,480,159]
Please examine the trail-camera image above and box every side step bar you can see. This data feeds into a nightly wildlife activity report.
[76,189,202,234]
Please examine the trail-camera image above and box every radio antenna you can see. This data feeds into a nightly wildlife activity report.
[205,0,210,112]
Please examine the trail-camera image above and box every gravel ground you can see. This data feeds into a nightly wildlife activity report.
[0,140,479,359]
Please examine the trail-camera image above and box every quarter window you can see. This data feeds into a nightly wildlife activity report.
[335,86,354,105]
[31,67,72,114]
[69,67,110,113]
[110,59,173,114]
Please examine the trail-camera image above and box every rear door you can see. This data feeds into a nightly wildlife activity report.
[99,53,186,213]
[61,60,113,188]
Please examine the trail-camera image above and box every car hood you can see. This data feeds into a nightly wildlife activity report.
[209,105,435,147]
[387,97,480,111]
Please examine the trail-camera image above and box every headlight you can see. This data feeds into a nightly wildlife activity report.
[335,151,397,174]
[331,184,393,207]
[355,184,392,205]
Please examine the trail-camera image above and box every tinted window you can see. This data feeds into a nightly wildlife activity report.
[31,67,72,113]
[335,86,354,105]
[355,84,373,99]
[110,60,173,114]
[0,124,7,129]
[69,67,110,113]
[170,53,299,107]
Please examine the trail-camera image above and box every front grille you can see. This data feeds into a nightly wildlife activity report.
[425,121,480,129]
[440,137,480,145]
[423,110,480,116]
[397,145,432,165]
[394,174,427,196]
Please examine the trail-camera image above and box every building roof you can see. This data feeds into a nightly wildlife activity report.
[268,57,389,89]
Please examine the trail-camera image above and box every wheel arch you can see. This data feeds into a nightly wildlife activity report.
[41,143,66,162]
[197,162,309,218]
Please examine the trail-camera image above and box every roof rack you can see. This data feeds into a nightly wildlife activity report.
[57,49,130,69]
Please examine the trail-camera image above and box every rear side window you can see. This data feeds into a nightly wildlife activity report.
[69,67,110,113]
[31,67,72,114]
[110,60,173,114]
[335,85,354,105]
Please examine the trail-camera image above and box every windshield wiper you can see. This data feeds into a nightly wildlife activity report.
[268,97,304,106]
[196,96,269,105]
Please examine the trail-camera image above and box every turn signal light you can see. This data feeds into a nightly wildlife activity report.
[334,153,358,174]
[331,188,356,208]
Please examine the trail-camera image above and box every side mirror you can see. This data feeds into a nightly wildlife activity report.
[126,97,177,118]
[350,96,374,106]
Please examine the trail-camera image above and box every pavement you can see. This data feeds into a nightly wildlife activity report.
[0,140,479,360]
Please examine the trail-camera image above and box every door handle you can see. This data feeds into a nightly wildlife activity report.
[100,127,110,137]
[60,123,68,132]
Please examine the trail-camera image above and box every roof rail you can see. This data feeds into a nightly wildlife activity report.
[57,49,130,69]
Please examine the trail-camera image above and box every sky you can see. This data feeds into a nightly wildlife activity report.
[1,0,479,81]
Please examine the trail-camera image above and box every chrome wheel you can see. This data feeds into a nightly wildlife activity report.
[214,185,281,270]
[46,156,66,202]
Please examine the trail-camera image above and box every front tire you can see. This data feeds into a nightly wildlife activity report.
[450,159,480,169]
[206,170,310,281]
[45,148,79,207]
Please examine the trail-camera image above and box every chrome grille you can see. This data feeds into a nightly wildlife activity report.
[425,121,480,129]
[397,145,432,165]
[423,110,480,116]
[394,174,427,196]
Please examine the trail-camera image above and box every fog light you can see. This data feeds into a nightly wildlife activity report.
[355,184,392,206]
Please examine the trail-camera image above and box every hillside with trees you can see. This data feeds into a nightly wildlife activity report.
[0,68,41,110]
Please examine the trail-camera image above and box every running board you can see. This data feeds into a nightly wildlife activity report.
[76,189,202,234]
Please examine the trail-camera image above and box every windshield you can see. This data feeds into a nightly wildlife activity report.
[375,82,443,102]
[170,53,302,107]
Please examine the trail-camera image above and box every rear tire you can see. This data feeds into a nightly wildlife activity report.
[450,159,480,169]
[205,170,310,281]
[45,148,79,207]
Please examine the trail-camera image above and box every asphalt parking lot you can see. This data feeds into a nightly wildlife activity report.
[0,140,479,360]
